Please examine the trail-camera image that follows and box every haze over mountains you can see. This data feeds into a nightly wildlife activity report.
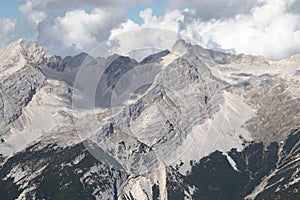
[0,39,299,200]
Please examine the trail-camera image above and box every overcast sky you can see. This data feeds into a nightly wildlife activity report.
[1,0,300,60]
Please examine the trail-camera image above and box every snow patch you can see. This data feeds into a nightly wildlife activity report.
[224,152,239,171]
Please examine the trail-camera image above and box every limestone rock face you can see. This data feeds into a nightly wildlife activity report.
[93,44,225,175]
[0,40,47,136]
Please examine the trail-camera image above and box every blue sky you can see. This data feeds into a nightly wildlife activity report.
[0,0,22,18]
[126,0,167,24]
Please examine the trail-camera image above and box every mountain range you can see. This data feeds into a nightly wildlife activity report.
[0,39,299,200]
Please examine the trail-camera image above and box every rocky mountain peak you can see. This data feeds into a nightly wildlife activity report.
[11,39,45,57]
[171,39,190,56]
[0,39,49,71]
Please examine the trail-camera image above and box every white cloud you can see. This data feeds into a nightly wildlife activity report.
[105,1,300,60]
[180,0,300,59]
[111,8,184,35]
[14,0,184,57]
[104,8,186,58]
[59,8,123,49]
[15,0,150,56]
[36,7,125,56]
[18,0,47,27]
[0,18,16,46]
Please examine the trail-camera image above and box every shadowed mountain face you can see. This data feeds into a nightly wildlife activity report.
[42,50,169,108]
[95,55,139,108]
[0,39,299,199]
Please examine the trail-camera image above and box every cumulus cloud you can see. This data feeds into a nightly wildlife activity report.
[16,0,150,56]
[180,0,300,59]
[111,8,185,37]
[37,7,125,55]
[0,18,16,46]
[19,0,47,27]
[109,0,300,60]
[99,8,188,59]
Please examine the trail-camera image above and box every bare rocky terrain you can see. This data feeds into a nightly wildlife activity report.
[0,39,299,199]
